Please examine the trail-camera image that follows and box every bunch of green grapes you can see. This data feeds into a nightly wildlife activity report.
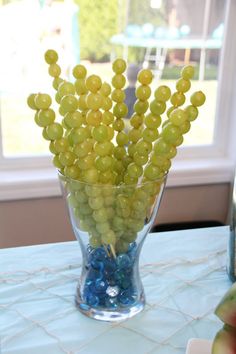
[27,49,206,254]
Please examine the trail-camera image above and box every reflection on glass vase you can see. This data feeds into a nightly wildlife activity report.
[59,173,167,322]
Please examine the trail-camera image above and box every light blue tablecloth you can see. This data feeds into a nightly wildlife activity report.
[0,226,231,354]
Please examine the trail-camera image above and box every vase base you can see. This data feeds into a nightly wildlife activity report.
[75,293,145,322]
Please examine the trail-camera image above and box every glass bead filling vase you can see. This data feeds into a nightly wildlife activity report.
[59,173,167,321]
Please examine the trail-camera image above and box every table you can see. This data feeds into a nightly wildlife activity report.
[110,35,222,80]
[0,226,232,354]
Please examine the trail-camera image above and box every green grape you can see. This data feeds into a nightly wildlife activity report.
[107,126,114,140]
[60,95,78,113]
[49,141,57,154]
[113,102,128,118]
[127,162,143,178]
[82,168,99,183]
[93,207,108,223]
[134,100,149,114]
[74,189,88,203]
[74,79,87,95]
[134,188,148,201]
[79,202,93,216]
[185,105,198,121]
[73,140,93,158]
[128,128,142,143]
[116,131,129,146]
[58,82,75,97]
[73,64,87,79]
[179,120,191,134]
[135,85,151,101]
[85,184,101,197]
[48,63,61,78]
[64,165,80,179]
[144,113,161,129]
[122,232,137,243]
[44,49,58,64]
[94,141,114,156]
[53,154,64,169]
[127,143,136,157]
[34,93,52,110]
[190,91,206,107]
[165,145,177,159]
[170,92,185,107]
[142,128,159,143]
[86,93,103,111]
[89,235,102,248]
[99,82,111,96]
[101,230,116,245]
[124,174,138,185]
[88,196,104,210]
[154,85,171,102]
[136,140,152,156]
[176,78,191,93]
[123,155,133,168]
[37,109,55,127]
[137,69,153,85]
[111,74,126,89]
[116,194,130,209]
[130,114,144,128]
[42,127,51,141]
[111,89,126,103]
[64,111,83,128]
[113,118,125,131]
[169,108,188,126]
[27,94,38,110]
[114,160,125,173]
[128,219,144,232]
[133,151,148,166]
[71,126,90,144]
[154,137,172,155]
[55,92,62,104]
[116,240,129,253]
[86,75,102,93]
[78,95,88,111]
[86,110,102,127]
[102,111,114,125]
[112,58,126,74]
[62,117,70,130]
[95,156,113,172]
[144,163,162,181]
[59,105,67,117]
[181,65,195,80]
[151,154,171,171]
[53,137,69,153]
[167,106,176,118]
[96,222,110,234]
[162,123,182,145]
[92,125,109,142]
[76,153,95,170]
[102,96,112,111]
[59,151,76,166]
[175,135,184,146]
[52,77,64,90]
[46,123,63,140]
[99,170,116,184]
[114,146,126,160]
[150,100,166,115]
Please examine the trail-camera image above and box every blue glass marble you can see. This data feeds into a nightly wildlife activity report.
[118,290,136,306]
[105,297,118,309]
[94,279,108,294]
[86,293,99,307]
[116,254,132,268]
[91,259,104,270]
[89,247,107,262]
[103,259,117,277]
[87,268,103,281]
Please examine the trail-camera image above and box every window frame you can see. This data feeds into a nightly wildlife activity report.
[0,0,235,201]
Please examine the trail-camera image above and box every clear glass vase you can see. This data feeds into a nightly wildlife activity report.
[59,173,167,321]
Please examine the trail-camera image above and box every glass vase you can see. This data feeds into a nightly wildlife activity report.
[59,173,167,321]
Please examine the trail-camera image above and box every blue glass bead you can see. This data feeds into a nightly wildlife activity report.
[116,254,132,269]
[118,290,136,306]
[87,268,103,281]
[94,279,108,294]
[103,259,117,277]
[114,269,126,283]
[105,297,118,309]
[120,277,131,290]
[91,259,104,270]
[106,285,120,297]
[89,247,107,262]
[86,293,99,307]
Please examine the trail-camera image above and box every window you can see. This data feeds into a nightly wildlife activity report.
[0,0,235,200]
